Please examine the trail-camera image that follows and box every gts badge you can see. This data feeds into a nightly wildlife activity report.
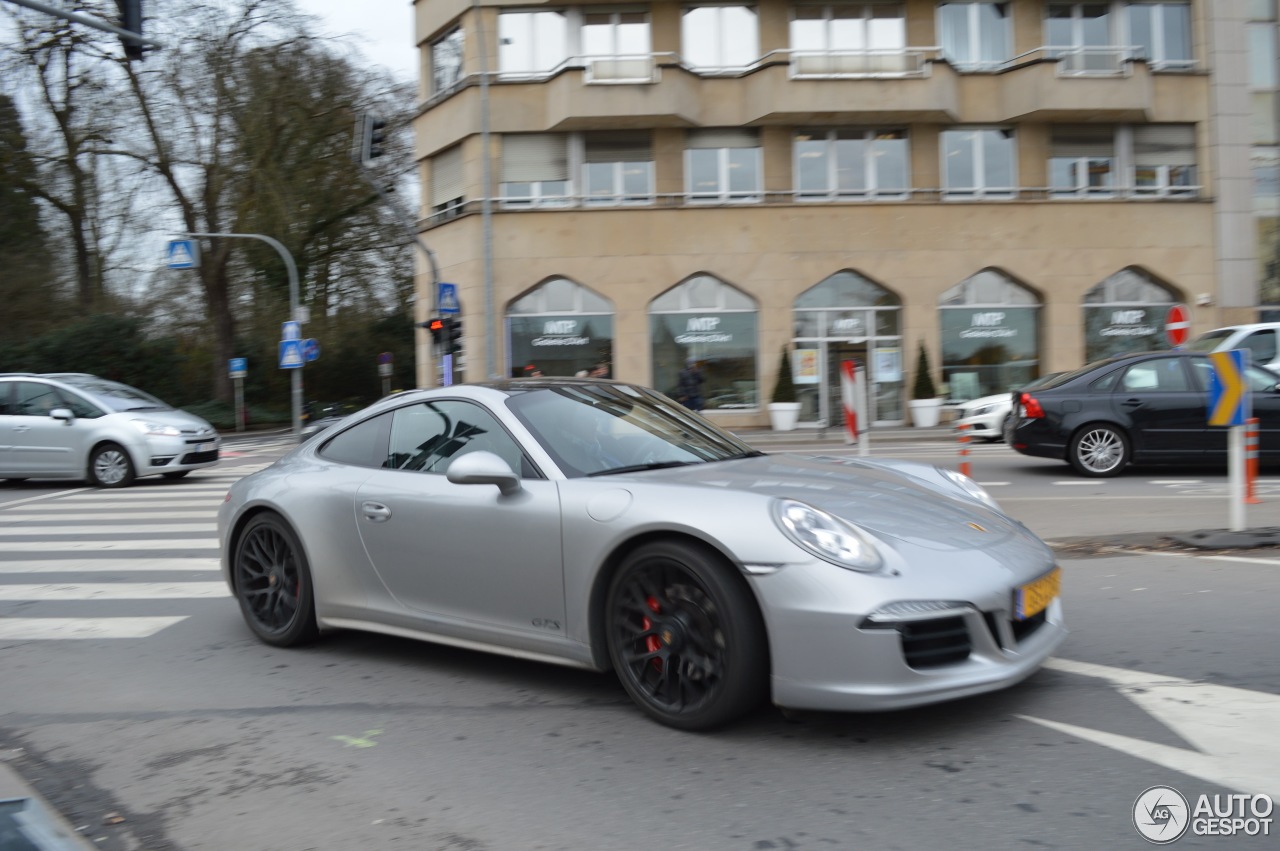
[532,618,561,631]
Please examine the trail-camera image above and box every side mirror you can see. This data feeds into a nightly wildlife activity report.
[49,407,74,423]
[447,451,521,496]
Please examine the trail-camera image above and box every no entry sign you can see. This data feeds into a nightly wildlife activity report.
[1165,304,1190,347]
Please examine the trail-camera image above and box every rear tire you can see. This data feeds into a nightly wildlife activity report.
[605,540,767,730]
[1069,423,1130,477]
[89,443,135,488]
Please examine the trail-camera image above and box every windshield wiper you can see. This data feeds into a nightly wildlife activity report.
[587,460,700,477]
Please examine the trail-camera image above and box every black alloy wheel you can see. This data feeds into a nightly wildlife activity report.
[1069,423,1131,477]
[233,513,319,646]
[606,541,767,730]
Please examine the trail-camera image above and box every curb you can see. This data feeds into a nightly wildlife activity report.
[0,760,95,850]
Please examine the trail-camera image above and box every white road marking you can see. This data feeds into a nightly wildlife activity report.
[1052,481,1104,486]
[0,582,228,600]
[0,524,216,536]
[0,558,220,573]
[976,481,1010,486]
[1157,480,1204,485]
[0,488,91,508]
[0,539,215,551]
[0,511,214,522]
[0,617,187,640]
[1020,658,1280,799]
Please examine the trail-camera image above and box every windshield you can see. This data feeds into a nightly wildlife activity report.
[1184,329,1236,353]
[506,383,761,477]
[51,375,172,413]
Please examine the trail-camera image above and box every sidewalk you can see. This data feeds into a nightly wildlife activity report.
[0,757,94,850]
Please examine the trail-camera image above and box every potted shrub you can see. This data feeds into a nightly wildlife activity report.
[907,341,943,428]
[767,345,802,431]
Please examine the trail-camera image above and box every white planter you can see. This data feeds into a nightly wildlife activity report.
[908,398,943,428]
[767,402,802,432]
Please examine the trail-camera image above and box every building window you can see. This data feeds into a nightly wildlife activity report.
[1132,125,1197,196]
[1126,1,1193,70]
[938,269,1040,400]
[501,134,571,207]
[1049,126,1116,196]
[794,129,909,200]
[650,275,758,411]
[942,128,1016,199]
[938,2,1011,71]
[685,129,762,203]
[1082,268,1177,362]
[431,27,464,95]
[1046,2,1122,73]
[681,5,759,71]
[507,277,614,378]
[430,146,465,220]
[498,11,568,77]
[582,10,653,81]
[584,132,654,205]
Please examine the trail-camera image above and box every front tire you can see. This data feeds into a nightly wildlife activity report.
[605,540,767,731]
[232,513,319,647]
[89,443,135,488]
[1069,423,1130,477]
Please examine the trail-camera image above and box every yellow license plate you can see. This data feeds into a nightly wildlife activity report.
[1015,567,1061,621]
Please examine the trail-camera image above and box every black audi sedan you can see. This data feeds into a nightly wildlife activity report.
[1008,351,1280,477]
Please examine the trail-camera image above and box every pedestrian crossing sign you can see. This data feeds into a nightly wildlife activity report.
[438,282,460,315]
[166,239,199,270]
[279,339,304,369]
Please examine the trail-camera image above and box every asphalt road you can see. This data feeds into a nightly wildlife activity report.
[0,435,1277,850]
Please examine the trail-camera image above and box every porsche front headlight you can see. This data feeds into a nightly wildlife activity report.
[940,467,998,509]
[773,499,883,572]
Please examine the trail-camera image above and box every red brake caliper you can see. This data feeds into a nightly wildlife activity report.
[642,595,663,670]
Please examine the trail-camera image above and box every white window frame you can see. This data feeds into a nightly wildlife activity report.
[1127,124,1198,197]
[680,5,760,72]
[793,129,910,201]
[583,132,655,205]
[1123,1,1194,71]
[684,132,763,203]
[501,134,573,208]
[431,27,465,96]
[498,10,569,79]
[938,1,1012,72]
[942,128,1017,199]
[1045,2,1128,75]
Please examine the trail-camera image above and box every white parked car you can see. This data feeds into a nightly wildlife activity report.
[954,374,1065,443]
[0,373,220,487]
[1185,322,1280,371]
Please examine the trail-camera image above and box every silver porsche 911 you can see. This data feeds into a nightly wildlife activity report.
[218,378,1066,730]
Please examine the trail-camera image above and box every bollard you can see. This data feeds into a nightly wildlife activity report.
[1246,417,1261,504]
[957,422,972,478]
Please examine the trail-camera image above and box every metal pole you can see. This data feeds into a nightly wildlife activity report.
[182,232,303,443]
[475,0,497,379]
[1229,424,1245,532]
[6,0,163,47]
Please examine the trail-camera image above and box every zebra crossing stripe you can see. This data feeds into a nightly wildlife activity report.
[0,524,217,536]
[0,539,216,551]
[0,511,214,522]
[0,617,187,639]
[0,583,229,600]
[0,558,220,573]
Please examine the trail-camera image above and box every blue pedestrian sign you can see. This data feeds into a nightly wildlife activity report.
[166,239,199,270]
[438,282,460,315]
[228,358,247,379]
[279,339,304,369]
[303,338,320,363]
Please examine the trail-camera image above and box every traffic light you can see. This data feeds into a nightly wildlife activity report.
[115,0,144,61]
[356,114,387,164]
[445,317,463,354]
[420,317,445,344]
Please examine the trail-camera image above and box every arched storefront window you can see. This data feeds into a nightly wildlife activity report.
[939,269,1041,401]
[1083,268,1179,362]
[793,271,904,425]
[649,274,758,410]
[507,277,614,377]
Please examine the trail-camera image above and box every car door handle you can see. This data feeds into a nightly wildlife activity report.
[361,501,392,522]
[1121,398,1145,408]
[11,425,29,433]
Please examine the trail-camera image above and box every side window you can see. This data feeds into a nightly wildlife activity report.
[1090,369,1122,392]
[60,390,105,419]
[1188,356,1214,391]
[1242,330,1278,364]
[1121,360,1189,392]
[1246,365,1280,392]
[0,381,12,415]
[14,382,63,416]
[384,400,531,477]
[319,412,392,468]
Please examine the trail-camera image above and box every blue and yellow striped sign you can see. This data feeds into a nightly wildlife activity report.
[1207,349,1250,427]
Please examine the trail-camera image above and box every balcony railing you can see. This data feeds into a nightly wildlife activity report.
[786,48,938,79]
[1004,45,1198,77]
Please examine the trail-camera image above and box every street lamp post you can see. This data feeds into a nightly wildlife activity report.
[181,232,304,442]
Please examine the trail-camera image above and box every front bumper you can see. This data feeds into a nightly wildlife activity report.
[135,433,221,474]
[753,561,1067,712]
